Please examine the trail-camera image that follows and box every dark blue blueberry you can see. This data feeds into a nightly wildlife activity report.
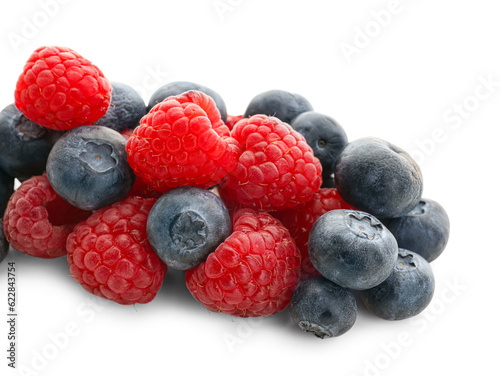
[0,104,62,181]
[334,137,423,219]
[291,111,348,181]
[147,81,227,122]
[0,168,14,216]
[0,220,9,263]
[46,126,135,211]
[243,89,313,124]
[147,187,232,270]
[308,209,398,290]
[290,276,357,339]
[94,82,146,132]
[382,199,450,262]
[360,248,435,320]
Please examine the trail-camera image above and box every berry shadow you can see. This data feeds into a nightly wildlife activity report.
[5,246,71,276]
[158,268,201,309]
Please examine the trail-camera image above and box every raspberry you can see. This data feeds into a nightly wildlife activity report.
[126,90,241,193]
[14,46,111,131]
[225,114,243,131]
[274,188,355,280]
[121,128,162,199]
[3,174,91,258]
[185,208,301,317]
[66,196,166,305]
[218,115,323,211]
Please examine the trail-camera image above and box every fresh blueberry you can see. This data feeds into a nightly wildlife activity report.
[308,209,398,290]
[334,137,423,218]
[360,248,435,320]
[46,125,135,211]
[290,276,357,339]
[243,89,313,124]
[147,187,232,270]
[382,199,450,262]
[0,167,14,216]
[147,81,227,122]
[0,220,9,263]
[0,104,62,181]
[291,111,348,181]
[94,82,146,132]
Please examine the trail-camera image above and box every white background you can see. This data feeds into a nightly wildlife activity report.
[0,1,497,375]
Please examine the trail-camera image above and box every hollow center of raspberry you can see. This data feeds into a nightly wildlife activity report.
[79,142,117,172]
[15,116,46,141]
[171,211,207,250]
[45,196,91,227]
[347,213,382,240]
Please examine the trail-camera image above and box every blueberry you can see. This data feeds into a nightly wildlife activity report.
[382,199,450,262]
[290,111,348,181]
[0,104,62,181]
[147,81,227,122]
[290,276,357,339]
[0,168,14,216]
[334,137,423,218]
[308,209,398,290]
[46,125,135,211]
[243,89,313,124]
[147,187,232,270]
[94,82,146,132]
[360,248,435,320]
[0,220,8,264]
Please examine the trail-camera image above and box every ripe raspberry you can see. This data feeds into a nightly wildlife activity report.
[3,174,91,258]
[126,90,241,193]
[218,115,323,211]
[274,188,355,281]
[66,196,166,305]
[14,46,111,131]
[185,208,301,317]
[121,128,162,199]
[225,114,243,131]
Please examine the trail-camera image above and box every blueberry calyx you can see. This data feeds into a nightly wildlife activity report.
[79,142,117,172]
[346,212,383,240]
[15,116,46,141]
[171,211,208,250]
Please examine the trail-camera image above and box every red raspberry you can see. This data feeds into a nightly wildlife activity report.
[14,46,111,131]
[121,128,162,199]
[225,114,243,131]
[218,115,323,211]
[3,174,91,258]
[126,90,241,193]
[185,208,301,317]
[66,196,166,305]
[274,188,356,280]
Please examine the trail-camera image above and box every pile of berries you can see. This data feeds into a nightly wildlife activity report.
[0,46,450,338]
